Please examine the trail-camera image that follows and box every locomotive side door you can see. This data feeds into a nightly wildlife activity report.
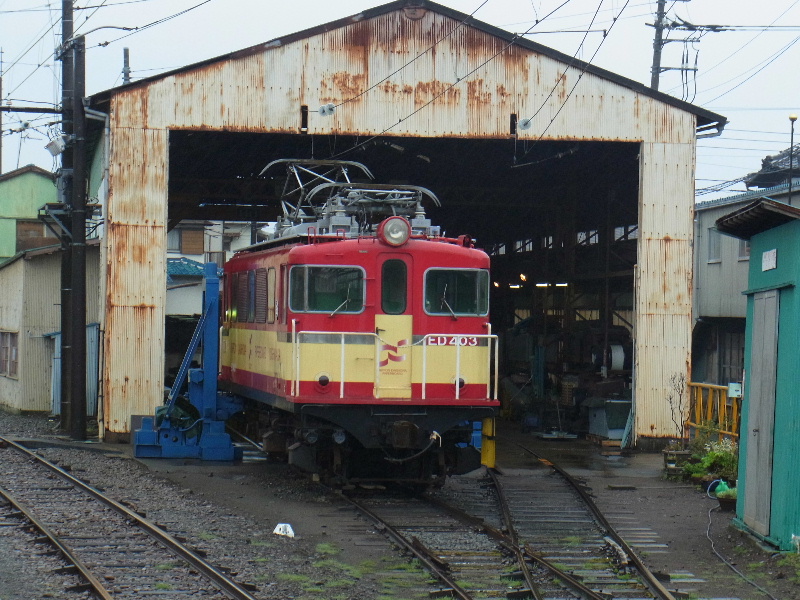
[374,255,412,399]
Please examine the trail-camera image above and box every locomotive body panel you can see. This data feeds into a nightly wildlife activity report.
[220,236,496,407]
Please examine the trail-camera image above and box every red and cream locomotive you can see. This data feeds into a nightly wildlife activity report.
[219,160,498,482]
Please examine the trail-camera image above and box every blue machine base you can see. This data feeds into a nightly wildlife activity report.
[134,416,242,461]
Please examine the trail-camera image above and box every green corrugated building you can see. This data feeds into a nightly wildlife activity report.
[0,165,57,261]
[716,198,800,551]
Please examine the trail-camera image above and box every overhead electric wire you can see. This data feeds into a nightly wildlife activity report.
[74,0,110,36]
[499,0,650,28]
[91,0,215,47]
[703,34,800,103]
[75,0,162,7]
[2,17,62,98]
[513,0,632,167]
[331,0,491,111]
[516,0,604,128]
[697,145,787,152]
[328,0,578,160]
[2,16,61,76]
[663,0,800,97]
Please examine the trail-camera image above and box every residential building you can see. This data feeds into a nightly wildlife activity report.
[0,165,58,261]
[0,243,101,413]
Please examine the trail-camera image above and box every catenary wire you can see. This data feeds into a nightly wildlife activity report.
[520,0,604,121]
[331,0,491,110]
[513,0,632,167]
[327,0,578,160]
[702,35,800,103]
[90,0,215,47]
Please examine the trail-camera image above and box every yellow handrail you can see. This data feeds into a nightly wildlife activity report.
[686,382,741,441]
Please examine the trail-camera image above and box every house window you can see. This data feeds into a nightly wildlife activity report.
[738,239,750,261]
[16,220,49,252]
[167,229,204,255]
[707,228,721,263]
[182,229,205,255]
[167,229,181,251]
[0,332,19,378]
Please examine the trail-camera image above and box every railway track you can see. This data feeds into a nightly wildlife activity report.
[0,436,259,600]
[344,451,683,600]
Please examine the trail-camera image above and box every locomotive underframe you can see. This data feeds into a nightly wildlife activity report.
[235,395,493,480]
[226,377,493,447]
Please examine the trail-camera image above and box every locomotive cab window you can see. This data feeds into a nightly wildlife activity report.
[424,269,489,316]
[381,260,407,314]
[289,266,365,313]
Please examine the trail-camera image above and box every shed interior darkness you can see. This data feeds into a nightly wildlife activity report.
[165,129,640,426]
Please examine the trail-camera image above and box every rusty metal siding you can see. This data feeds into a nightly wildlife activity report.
[634,142,696,441]
[102,121,167,434]
[114,10,697,143]
[20,252,62,412]
[99,6,700,439]
[0,258,24,410]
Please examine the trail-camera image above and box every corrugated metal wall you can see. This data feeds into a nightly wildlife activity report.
[103,7,698,440]
[694,204,750,318]
[0,259,24,409]
[21,252,62,412]
[103,123,168,434]
[634,142,695,441]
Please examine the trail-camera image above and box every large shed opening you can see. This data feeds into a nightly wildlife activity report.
[167,130,640,435]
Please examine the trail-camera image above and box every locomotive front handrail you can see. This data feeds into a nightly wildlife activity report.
[293,329,379,399]
[291,327,498,401]
[421,333,499,401]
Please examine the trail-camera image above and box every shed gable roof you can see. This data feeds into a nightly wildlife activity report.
[93,0,724,130]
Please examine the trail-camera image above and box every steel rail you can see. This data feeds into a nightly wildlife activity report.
[484,468,542,598]
[425,478,611,600]
[0,436,259,600]
[514,442,678,600]
[339,492,475,600]
[0,484,114,600]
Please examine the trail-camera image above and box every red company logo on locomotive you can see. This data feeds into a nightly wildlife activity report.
[379,340,408,367]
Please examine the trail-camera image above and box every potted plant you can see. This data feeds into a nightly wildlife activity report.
[715,486,737,511]
[663,373,692,475]
[681,437,739,486]
[663,439,692,475]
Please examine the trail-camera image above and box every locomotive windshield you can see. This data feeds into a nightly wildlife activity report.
[289,266,365,313]
[424,269,489,316]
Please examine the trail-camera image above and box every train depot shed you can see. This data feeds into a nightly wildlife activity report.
[86,0,725,447]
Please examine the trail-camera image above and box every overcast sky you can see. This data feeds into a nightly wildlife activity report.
[2,0,799,201]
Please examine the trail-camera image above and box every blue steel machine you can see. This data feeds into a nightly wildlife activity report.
[134,263,242,460]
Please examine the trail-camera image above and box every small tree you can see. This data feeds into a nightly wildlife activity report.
[665,372,688,449]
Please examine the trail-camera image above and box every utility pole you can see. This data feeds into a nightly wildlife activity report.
[59,0,75,434]
[650,0,667,90]
[70,35,87,441]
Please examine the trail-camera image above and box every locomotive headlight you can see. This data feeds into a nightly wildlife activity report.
[332,429,346,445]
[377,216,411,247]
